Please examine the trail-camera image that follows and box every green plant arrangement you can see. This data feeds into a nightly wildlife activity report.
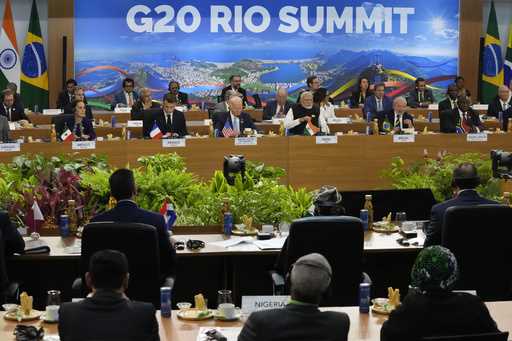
[381,152,501,202]
[1,153,313,227]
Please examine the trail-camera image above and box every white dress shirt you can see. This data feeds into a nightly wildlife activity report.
[393,113,404,130]
[284,107,329,133]
[230,113,240,133]
[124,92,134,106]
[500,98,511,111]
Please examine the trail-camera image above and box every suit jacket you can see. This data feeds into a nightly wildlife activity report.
[438,97,458,113]
[363,95,393,120]
[0,102,27,122]
[58,290,159,341]
[131,101,161,120]
[221,86,248,106]
[350,90,372,108]
[214,101,229,114]
[91,201,176,277]
[154,109,188,137]
[424,190,498,246]
[0,212,25,291]
[63,103,94,120]
[406,89,435,108]
[381,291,499,341]
[56,91,74,109]
[263,100,293,120]
[167,91,190,108]
[488,95,512,118]
[0,116,9,142]
[55,115,96,141]
[238,303,350,341]
[379,111,415,132]
[111,91,139,110]
[215,111,256,137]
[440,108,484,134]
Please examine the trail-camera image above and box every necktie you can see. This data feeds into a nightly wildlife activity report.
[277,105,284,118]
[7,107,11,121]
[166,114,172,128]
[461,112,472,133]
[128,93,133,107]
[394,114,401,129]
[418,92,423,103]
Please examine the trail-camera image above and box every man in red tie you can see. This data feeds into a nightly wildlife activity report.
[440,95,485,134]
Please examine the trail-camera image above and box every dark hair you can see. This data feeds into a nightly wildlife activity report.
[109,168,136,200]
[455,76,465,82]
[415,77,426,86]
[375,83,385,91]
[2,89,13,98]
[71,99,85,114]
[229,75,241,81]
[66,79,77,86]
[122,78,135,88]
[163,93,178,104]
[357,77,370,91]
[307,76,318,87]
[313,88,328,104]
[89,250,129,290]
[447,83,458,93]
[452,163,480,189]
[168,80,179,90]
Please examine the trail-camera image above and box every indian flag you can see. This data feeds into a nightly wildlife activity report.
[0,0,20,91]
[304,120,320,136]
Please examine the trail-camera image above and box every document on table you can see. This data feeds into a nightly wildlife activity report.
[209,236,287,251]
[253,237,287,250]
[196,327,242,341]
[63,240,82,254]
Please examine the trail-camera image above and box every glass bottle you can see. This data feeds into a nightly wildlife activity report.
[50,124,57,143]
[364,195,374,229]
[67,200,78,232]
[503,192,511,206]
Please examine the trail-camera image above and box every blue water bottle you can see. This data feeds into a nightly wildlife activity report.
[360,209,369,231]
[160,287,172,318]
[59,214,70,237]
[223,212,233,236]
[111,115,117,128]
[359,283,371,313]
[427,111,433,123]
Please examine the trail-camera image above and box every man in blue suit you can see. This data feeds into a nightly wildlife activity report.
[263,87,293,120]
[215,96,257,137]
[111,78,139,110]
[363,83,392,121]
[91,169,176,277]
[424,163,498,247]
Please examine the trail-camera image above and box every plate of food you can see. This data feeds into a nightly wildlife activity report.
[372,221,399,233]
[177,308,213,321]
[371,298,394,315]
[4,309,43,321]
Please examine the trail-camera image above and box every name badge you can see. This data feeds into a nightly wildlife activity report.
[466,133,488,142]
[241,296,290,315]
[316,135,338,144]
[393,134,415,143]
[72,141,96,150]
[114,107,131,113]
[204,119,213,126]
[42,109,63,115]
[428,104,439,110]
[272,118,285,124]
[162,139,186,148]
[471,104,489,111]
[0,142,20,152]
[327,117,351,124]
[235,137,257,146]
[127,120,143,127]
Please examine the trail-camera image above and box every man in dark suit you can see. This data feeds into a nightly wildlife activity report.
[111,78,139,110]
[0,90,28,122]
[154,94,188,137]
[440,95,485,133]
[1,83,24,110]
[220,75,248,106]
[0,212,24,304]
[438,84,459,113]
[380,96,415,133]
[56,79,77,109]
[363,83,392,120]
[296,75,321,103]
[63,87,93,120]
[238,253,350,341]
[263,87,293,120]
[215,96,256,137]
[488,85,512,130]
[91,169,176,277]
[167,81,189,108]
[424,163,498,247]
[0,116,9,142]
[58,250,159,341]
[407,77,435,108]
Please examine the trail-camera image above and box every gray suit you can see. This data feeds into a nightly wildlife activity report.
[0,116,9,142]
[214,101,229,114]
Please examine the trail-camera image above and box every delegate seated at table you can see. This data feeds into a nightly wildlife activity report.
[111,78,139,110]
[406,77,435,109]
[284,91,328,136]
[263,87,293,120]
[214,90,241,115]
[363,83,392,120]
[58,250,159,341]
[153,94,188,138]
[56,100,96,141]
[63,86,93,120]
[440,96,485,134]
[56,79,77,109]
[221,75,248,107]
[215,97,256,137]
[0,89,28,123]
[238,253,350,341]
[131,88,160,120]
[379,96,414,133]
[167,81,189,108]
[488,85,512,131]
[0,211,25,304]
[438,84,459,113]
[381,246,500,341]
[349,77,372,109]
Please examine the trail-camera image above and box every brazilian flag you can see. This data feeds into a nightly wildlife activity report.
[481,1,503,104]
[20,0,48,111]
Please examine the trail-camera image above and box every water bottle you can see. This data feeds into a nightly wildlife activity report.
[111,115,117,128]
[360,209,369,231]
[223,212,233,236]
[427,111,433,123]
[359,283,371,313]
[59,215,70,237]
[160,287,172,318]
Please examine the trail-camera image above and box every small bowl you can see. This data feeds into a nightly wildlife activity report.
[372,298,389,307]
[234,224,246,231]
[177,302,192,311]
[2,304,19,313]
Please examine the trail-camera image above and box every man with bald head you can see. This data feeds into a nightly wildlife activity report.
[439,84,459,113]
[263,87,293,120]
[215,96,256,137]
[238,253,350,341]
[488,85,512,130]
[214,89,241,114]
[379,96,414,133]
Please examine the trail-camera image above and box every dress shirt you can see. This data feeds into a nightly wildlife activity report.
[4,106,11,121]
[275,104,286,118]
[230,113,240,134]
[124,92,134,107]
[284,107,330,133]
[500,99,510,112]
[393,113,403,130]
[376,98,383,112]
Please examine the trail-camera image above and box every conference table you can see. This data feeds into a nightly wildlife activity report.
[1,302,511,340]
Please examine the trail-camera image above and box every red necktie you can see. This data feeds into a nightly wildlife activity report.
[461,113,473,133]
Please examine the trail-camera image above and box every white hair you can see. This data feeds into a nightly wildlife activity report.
[393,96,407,105]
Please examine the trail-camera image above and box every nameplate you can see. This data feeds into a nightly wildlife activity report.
[466,133,488,142]
[42,109,63,116]
[72,141,96,150]
[271,118,285,124]
[393,134,415,143]
[427,104,439,110]
[316,135,338,144]
[471,104,488,111]
[241,296,290,315]
[327,117,351,124]
[0,143,20,152]
[175,106,187,112]
[203,119,212,126]
[127,120,143,128]
[114,107,131,113]
[162,139,186,148]
[235,137,257,146]
[8,122,16,130]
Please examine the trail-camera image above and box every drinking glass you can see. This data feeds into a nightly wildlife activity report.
[46,290,61,322]
[217,289,233,307]
[395,212,407,227]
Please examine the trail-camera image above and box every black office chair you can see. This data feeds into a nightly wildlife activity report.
[0,229,20,304]
[439,109,456,133]
[422,331,509,341]
[271,216,366,306]
[340,189,437,220]
[442,205,512,301]
[74,222,171,306]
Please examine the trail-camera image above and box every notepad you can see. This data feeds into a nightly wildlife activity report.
[23,238,50,254]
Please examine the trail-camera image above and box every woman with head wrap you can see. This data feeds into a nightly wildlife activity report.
[381,246,499,341]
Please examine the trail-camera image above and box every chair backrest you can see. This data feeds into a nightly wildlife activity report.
[283,216,364,306]
[0,228,7,293]
[340,189,436,221]
[442,205,512,300]
[422,331,509,341]
[81,222,161,305]
[141,108,162,137]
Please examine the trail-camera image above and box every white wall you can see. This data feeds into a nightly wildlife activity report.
[482,0,512,58]
[0,0,48,54]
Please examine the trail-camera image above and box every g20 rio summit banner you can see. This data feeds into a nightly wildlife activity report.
[74,0,460,108]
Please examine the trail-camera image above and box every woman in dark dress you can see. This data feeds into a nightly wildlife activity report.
[350,77,373,108]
